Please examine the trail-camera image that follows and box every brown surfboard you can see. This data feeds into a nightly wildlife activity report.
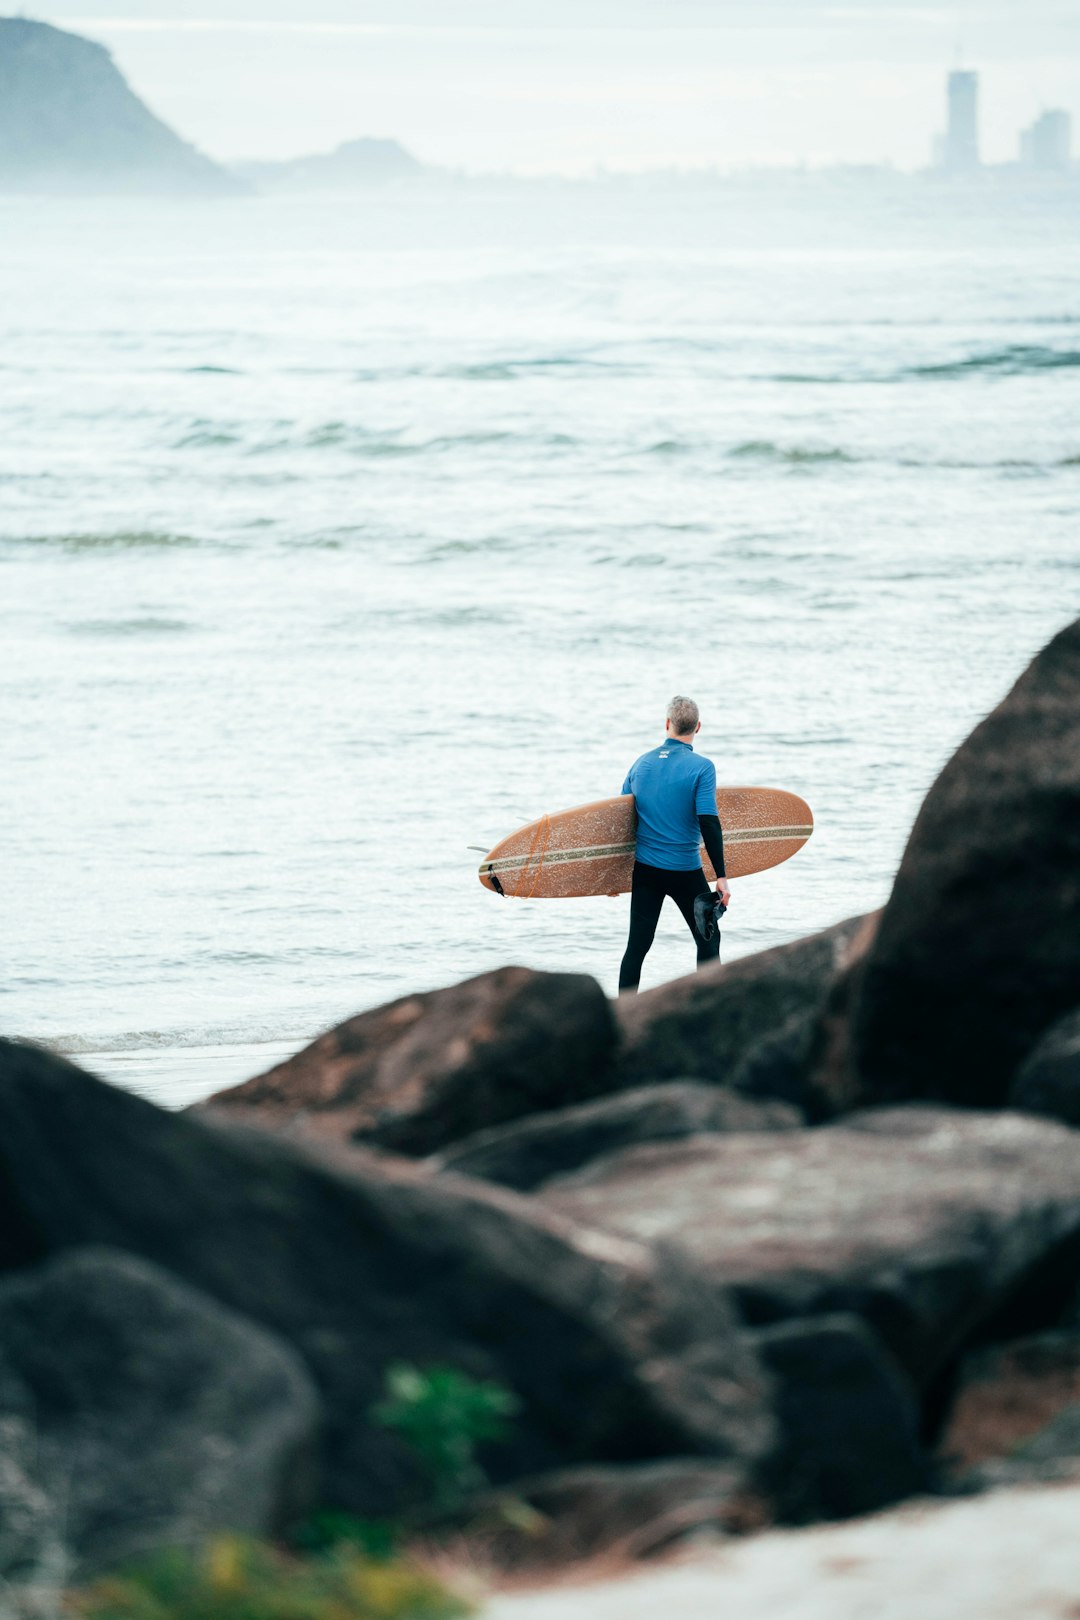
[478,786,813,899]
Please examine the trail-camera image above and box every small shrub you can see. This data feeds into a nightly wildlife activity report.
[372,1364,522,1511]
[291,1510,399,1560]
[68,1535,471,1620]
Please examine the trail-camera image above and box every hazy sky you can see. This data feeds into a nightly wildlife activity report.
[39,2,1080,170]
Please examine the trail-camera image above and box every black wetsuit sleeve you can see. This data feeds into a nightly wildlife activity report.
[698,813,726,879]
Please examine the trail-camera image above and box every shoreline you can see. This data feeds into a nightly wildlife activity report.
[61,1039,300,1109]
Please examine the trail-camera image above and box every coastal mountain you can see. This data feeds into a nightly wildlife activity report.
[0,17,241,193]
[237,137,425,192]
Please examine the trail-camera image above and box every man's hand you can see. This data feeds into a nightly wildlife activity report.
[716,877,731,906]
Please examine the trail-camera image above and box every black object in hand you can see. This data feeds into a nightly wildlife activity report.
[693,892,726,942]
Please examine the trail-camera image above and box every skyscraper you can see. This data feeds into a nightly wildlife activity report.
[1020,110,1072,170]
[942,70,980,171]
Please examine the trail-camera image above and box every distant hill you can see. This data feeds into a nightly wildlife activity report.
[238,138,426,192]
[0,17,242,193]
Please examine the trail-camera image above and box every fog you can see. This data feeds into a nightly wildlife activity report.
[40,1,1080,171]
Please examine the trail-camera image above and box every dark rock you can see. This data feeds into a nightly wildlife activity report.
[849,616,1080,1108]
[615,914,878,1107]
[468,1459,756,1571]
[1009,1009,1080,1126]
[753,1315,929,1523]
[0,1040,773,1518]
[205,966,618,1157]
[0,1378,64,1590]
[542,1107,1080,1387]
[0,18,243,193]
[939,1331,1080,1487]
[0,1247,321,1578]
[429,1083,800,1193]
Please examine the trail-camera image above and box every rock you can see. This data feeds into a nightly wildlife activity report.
[0,19,243,193]
[966,1404,1080,1489]
[615,914,878,1110]
[205,967,619,1157]
[0,1247,321,1578]
[752,1315,928,1523]
[0,1378,66,1593]
[469,1460,756,1572]
[429,1084,800,1193]
[0,1039,773,1517]
[1009,1008,1080,1126]
[542,1107,1080,1387]
[939,1330,1080,1487]
[849,616,1080,1108]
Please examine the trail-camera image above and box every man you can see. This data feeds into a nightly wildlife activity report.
[618,695,730,993]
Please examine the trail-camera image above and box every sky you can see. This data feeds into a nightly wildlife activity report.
[31,2,1080,171]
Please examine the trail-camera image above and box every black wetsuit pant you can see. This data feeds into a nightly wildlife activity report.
[618,860,720,993]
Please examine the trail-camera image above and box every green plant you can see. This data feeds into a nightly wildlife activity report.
[372,1363,522,1511]
[69,1535,471,1620]
[291,1510,399,1560]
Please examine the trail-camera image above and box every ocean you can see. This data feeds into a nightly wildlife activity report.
[3,176,1078,1106]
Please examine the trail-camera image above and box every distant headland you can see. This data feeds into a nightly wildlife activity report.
[0,17,242,193]
[235,138,424,192]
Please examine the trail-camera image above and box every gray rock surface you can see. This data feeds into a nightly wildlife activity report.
[1009,1008,1080,1125]
[849,614,1080,1107]
[429,1083,800,1192]
[0,1381,66,1595]
[0,1247,320,1579]
[0,18,240,193]
[206,966,619,1156]
[0,1039,773,1517]
[542,1106,1080,1384]
[615,913,877,1106]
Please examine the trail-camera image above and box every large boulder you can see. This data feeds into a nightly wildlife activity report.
[849,617,1080,1107]
[0,1040,773,1516]
[0,1247,320,1579]
[205,967,618,1156]
[615,914,877,1107]
[1009,1008,1080,1126]
[752,1315,928,1523]
[429,1083,800,1193]
[542,1107,1080,1387]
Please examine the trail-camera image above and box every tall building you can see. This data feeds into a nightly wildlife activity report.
[1020,110,1072,170]
[942,70,980,171]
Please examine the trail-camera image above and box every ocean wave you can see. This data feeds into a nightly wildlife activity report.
[772,344,1080,385]
[65,616,192,636]
[437,354,620,380]
[3,530,203,551]
[730,440,860,465]
[174,428,242,448]
[908,345,1080,378]
[39,1028,306,1056]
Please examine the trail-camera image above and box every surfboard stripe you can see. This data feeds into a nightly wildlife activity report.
[480,823,813,876]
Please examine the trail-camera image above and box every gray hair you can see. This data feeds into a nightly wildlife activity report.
[667,695,700,736]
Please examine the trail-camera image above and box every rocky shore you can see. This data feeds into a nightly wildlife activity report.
[2,615,1079,1612]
